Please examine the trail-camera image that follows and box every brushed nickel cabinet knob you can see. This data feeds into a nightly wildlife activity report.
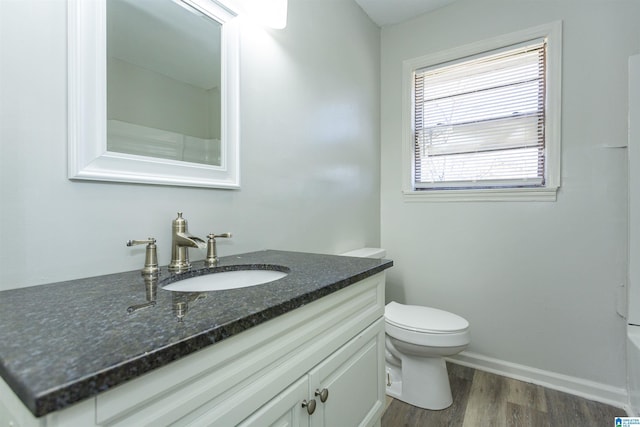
[301,399,316,415]
[315,388,329,403]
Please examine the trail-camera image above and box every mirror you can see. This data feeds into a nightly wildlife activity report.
[68,0,240,188]
[107,0,223,166]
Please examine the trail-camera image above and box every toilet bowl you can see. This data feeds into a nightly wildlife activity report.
[340,248,471,410]
[385,301,469,410]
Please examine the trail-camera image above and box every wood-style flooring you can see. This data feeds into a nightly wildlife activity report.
[381,363,624,427]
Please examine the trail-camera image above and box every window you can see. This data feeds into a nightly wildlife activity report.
[402,22,562,201]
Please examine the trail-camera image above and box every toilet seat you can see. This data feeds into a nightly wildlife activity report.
[385,301,469,334]
[385,302,470,347]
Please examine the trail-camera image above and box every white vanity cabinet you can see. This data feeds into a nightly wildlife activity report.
[0,273,386,427]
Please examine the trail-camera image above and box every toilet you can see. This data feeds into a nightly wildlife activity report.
[340,248,471,410]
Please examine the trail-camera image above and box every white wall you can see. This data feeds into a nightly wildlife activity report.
[380,0,639,403]
[108,57,217,139]
[0,0,381,290]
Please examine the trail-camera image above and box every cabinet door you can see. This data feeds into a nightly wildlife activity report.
[308,319,385,427]
[238,377,310,427]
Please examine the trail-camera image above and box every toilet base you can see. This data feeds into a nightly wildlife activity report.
[385,354,453,410]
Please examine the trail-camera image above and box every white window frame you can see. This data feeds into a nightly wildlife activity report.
[402,21,562,202]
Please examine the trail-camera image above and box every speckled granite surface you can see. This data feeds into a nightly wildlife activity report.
[0,250,392,418]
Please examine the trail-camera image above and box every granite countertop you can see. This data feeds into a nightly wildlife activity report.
[0,250,392,418]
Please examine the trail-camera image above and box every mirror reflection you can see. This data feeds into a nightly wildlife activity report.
[107,0,222,166]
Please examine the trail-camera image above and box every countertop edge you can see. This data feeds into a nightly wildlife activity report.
[20,260,393,417]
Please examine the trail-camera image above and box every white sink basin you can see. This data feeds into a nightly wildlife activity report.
[162,268,288,292]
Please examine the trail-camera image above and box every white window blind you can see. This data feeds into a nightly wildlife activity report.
[414,39,547,190]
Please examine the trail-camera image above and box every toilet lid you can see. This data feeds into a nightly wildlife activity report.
[385,302,469,334]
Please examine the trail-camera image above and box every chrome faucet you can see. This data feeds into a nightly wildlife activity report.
[168,212,206,272]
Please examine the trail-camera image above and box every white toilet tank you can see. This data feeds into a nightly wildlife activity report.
[340,248,386,259]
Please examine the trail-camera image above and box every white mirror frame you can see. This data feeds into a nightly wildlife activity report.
[68,0,240,189]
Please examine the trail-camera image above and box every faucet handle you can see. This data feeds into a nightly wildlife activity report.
[126,238,155,246]
[205,233,232,267]
[209,233,232,239]
[126,238,159,275]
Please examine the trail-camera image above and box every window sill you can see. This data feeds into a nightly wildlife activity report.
[402,186,558,202]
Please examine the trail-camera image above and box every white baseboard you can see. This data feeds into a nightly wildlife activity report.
[446,351,629,414]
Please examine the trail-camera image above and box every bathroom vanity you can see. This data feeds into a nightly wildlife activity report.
[0,250,391,426]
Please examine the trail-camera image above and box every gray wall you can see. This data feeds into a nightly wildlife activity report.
[0,0,381,290]
[380,0,639,401]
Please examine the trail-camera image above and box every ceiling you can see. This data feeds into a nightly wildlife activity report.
[354,0,457,27]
